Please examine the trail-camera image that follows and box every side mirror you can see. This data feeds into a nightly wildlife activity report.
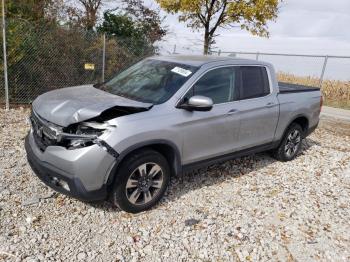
[179,95,213,111]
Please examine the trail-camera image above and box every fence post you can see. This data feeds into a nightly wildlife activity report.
[319,55,328,88]
[256,52,260,61]
[101,33,106,83]
[2,0,9,110]
[218,49,221,56]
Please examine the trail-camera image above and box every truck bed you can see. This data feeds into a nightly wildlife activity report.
[278,82,320,93]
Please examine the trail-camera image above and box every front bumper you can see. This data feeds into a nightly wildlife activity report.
[25,134,115,202]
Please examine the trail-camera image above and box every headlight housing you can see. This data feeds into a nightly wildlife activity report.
[59,122,115,149]
[29,109,117,152]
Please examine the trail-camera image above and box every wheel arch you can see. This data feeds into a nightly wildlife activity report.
[290,115,309,135]
[283,114,309,140]
[106,140,182,188]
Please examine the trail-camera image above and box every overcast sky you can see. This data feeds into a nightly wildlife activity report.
[100,0,350,79]
[148,0,350,56]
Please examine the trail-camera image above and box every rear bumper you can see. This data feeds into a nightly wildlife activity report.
[25,135,108,202]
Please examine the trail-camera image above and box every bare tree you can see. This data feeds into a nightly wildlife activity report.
[77,0,102,30]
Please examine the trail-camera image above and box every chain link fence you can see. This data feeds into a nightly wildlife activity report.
[0,19,155,109]
[1,23,350,109]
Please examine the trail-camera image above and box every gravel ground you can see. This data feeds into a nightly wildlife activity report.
[1,108,350,261]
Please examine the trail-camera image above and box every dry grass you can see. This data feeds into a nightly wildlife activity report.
[277,72,350,109]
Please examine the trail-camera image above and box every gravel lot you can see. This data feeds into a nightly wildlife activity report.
[1,108,350,261]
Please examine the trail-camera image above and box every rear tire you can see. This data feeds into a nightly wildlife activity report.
[111,149,170,213]
[272,123,303,162]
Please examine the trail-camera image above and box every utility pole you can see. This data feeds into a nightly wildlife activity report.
[319,55,328,88]
[102,33,106,83]
[2,0,9,110]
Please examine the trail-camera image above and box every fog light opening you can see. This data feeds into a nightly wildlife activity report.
[50,177,70,191]
[59,180,70,191]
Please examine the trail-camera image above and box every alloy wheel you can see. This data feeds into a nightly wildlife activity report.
[125,162,164,205]
[284,129,301,158]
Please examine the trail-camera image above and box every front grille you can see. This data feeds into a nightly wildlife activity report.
[30,111,59,151]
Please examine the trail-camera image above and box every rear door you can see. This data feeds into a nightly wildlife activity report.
[236,66,279,149]
[179,66,241,164]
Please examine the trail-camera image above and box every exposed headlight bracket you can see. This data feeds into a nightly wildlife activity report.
[93,139,119,158]
[56,132,98,143]
[55,132,119,158]
[30,113,119,158]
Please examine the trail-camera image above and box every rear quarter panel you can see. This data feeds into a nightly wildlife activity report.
[275,91,321,141]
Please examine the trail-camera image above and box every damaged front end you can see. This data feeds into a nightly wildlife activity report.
[29,84,153,157]
[29,110,119,158]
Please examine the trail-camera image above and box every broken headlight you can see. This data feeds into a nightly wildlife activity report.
[59,122,115,149]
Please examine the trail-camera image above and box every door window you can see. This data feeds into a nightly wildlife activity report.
[189,67,237,104]
[239,66,270,100]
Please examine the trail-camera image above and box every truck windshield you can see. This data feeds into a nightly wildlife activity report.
[101,59,198,104]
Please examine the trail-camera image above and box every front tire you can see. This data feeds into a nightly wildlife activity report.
[273,123,303,162]
[111,149,170,213]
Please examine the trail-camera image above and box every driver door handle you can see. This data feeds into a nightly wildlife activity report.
[266,102,275,108]
[227,109,238,115]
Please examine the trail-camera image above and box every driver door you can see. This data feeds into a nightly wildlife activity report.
[179,66,241,165]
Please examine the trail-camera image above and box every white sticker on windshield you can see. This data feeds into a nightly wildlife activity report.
[171,67,192,77]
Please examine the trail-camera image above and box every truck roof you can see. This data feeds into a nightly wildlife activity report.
[151,55,268,67]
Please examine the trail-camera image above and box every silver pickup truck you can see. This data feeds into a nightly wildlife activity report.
[25,55,322,213]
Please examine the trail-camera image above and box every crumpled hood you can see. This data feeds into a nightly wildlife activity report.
[32,85,152,127]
